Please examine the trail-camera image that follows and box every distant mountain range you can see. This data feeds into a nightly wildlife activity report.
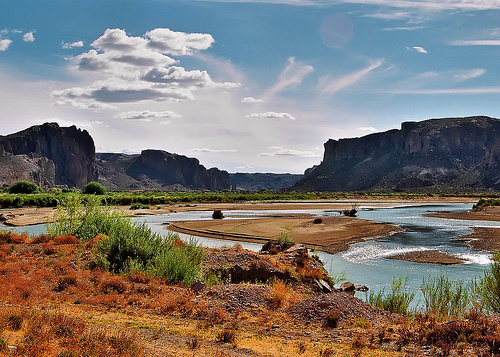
[3,117,500,192]
[0,123,300,191]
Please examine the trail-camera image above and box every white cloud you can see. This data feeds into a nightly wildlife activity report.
[190,148,237,153]
[114,110,181,120]
[62,41,84,49]
[235,165,254,169]
[52,28,239,107]
[357,126,378,133]
[53,98,118,110]
[389,87,500,94]
[0,39,12,51]
[449,40,500,46]
[259,146,318,158]
[318,60,383,94]
[454,68,486,81]
[23,31,35,42]
[246,112,296,120]
[263,57,314,98]
[407,46,428,53]
[145,28,214,56]
[363,11,412,19]
[242,96,264,103]
[383,26,427,31]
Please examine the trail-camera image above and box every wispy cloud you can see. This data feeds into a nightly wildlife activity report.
[390,87,500,95]
[259,146,318,158]
[318,60,383,94]
[454,68,486,81]
[357,126,378,133]
[383,26,427,31]
[114,110,182,120]
[190,148,237,153]
[449,40,500,46]
[246,112,296,120]
[242,96,264,103]
[263,57,314,98]
[407,46,428,53]
[362,11,412,20]
[199,0,500,11]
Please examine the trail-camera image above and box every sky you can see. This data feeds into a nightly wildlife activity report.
[1,0,500,174]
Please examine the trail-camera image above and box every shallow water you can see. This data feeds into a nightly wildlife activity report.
[8,202,498,309]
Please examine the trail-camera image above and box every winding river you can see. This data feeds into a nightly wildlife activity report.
[11,202,499,307]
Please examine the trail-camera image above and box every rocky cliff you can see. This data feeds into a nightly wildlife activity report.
[290,116,500,192]
[0,123,97,188]
[97,150,230,191]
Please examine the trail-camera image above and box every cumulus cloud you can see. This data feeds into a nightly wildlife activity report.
[246,112,296,120]
[62,41,84,49]
[52,28,239,108]
[242,96,264,103]
[145,28,214,56]
[318,60,383,94]
[23,31,35,42]
[259,146,318,158]
[190,148,237,153]
[407,46,428,53]
[0,39,12,51]
[114,110,181,120]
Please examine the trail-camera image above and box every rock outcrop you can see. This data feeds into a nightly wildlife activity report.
[97,150,230,191]
[0,123,97,188]
[290,116,500,192]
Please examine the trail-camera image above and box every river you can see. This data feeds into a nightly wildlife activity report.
[10,202,498,308]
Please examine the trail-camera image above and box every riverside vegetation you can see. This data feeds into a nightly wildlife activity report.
[2,182,500,355]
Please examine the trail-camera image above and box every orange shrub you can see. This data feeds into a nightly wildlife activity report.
[42,242,57,255]
[268,280,302,308]
[29,234,52,244]
[100,275,129,294]
[53,235,79,245]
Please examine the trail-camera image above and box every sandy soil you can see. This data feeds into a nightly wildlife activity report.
[169,215,402,254]
[386,250,466,265]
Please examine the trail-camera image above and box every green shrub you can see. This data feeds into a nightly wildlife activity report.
[9,180,41,194]
[420,272,471,316]
[83,181,108,195]
[367,276,415,314]
[48,195,203,285]
[476,251,500,313]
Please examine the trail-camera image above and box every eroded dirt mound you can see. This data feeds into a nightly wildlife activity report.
[287,291,397,327]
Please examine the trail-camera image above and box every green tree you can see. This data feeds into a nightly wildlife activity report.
[83,181,108,195]
[8,180,41,194]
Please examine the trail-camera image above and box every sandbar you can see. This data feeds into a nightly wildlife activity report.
[168,214,402,254]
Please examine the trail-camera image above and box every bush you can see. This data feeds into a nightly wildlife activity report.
[83,181,108,195]
[49,195,204,285]
[420,272,471,316]
[476,251,500,313]
[8,180,41,194]
[367,276,415,314]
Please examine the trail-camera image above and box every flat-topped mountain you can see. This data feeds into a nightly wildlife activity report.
[0,123,97,188]
[97,150,230,191]
[290,116,500,192]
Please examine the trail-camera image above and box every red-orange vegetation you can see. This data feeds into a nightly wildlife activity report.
[53,234,79,245]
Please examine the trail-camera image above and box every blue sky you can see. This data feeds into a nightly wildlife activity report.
[1,0,500,173]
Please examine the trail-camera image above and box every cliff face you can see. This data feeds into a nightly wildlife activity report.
[291,116,500,192]
[97,150,230,191]
[0,123,97,188]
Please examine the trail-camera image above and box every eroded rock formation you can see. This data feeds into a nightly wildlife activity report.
[97,150,230,191]
[291,116,500,192]
[0,123,97,188]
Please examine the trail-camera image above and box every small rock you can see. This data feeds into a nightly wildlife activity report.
[340,282,355,292]
[354,285,369,292]
[191,280,206,294]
